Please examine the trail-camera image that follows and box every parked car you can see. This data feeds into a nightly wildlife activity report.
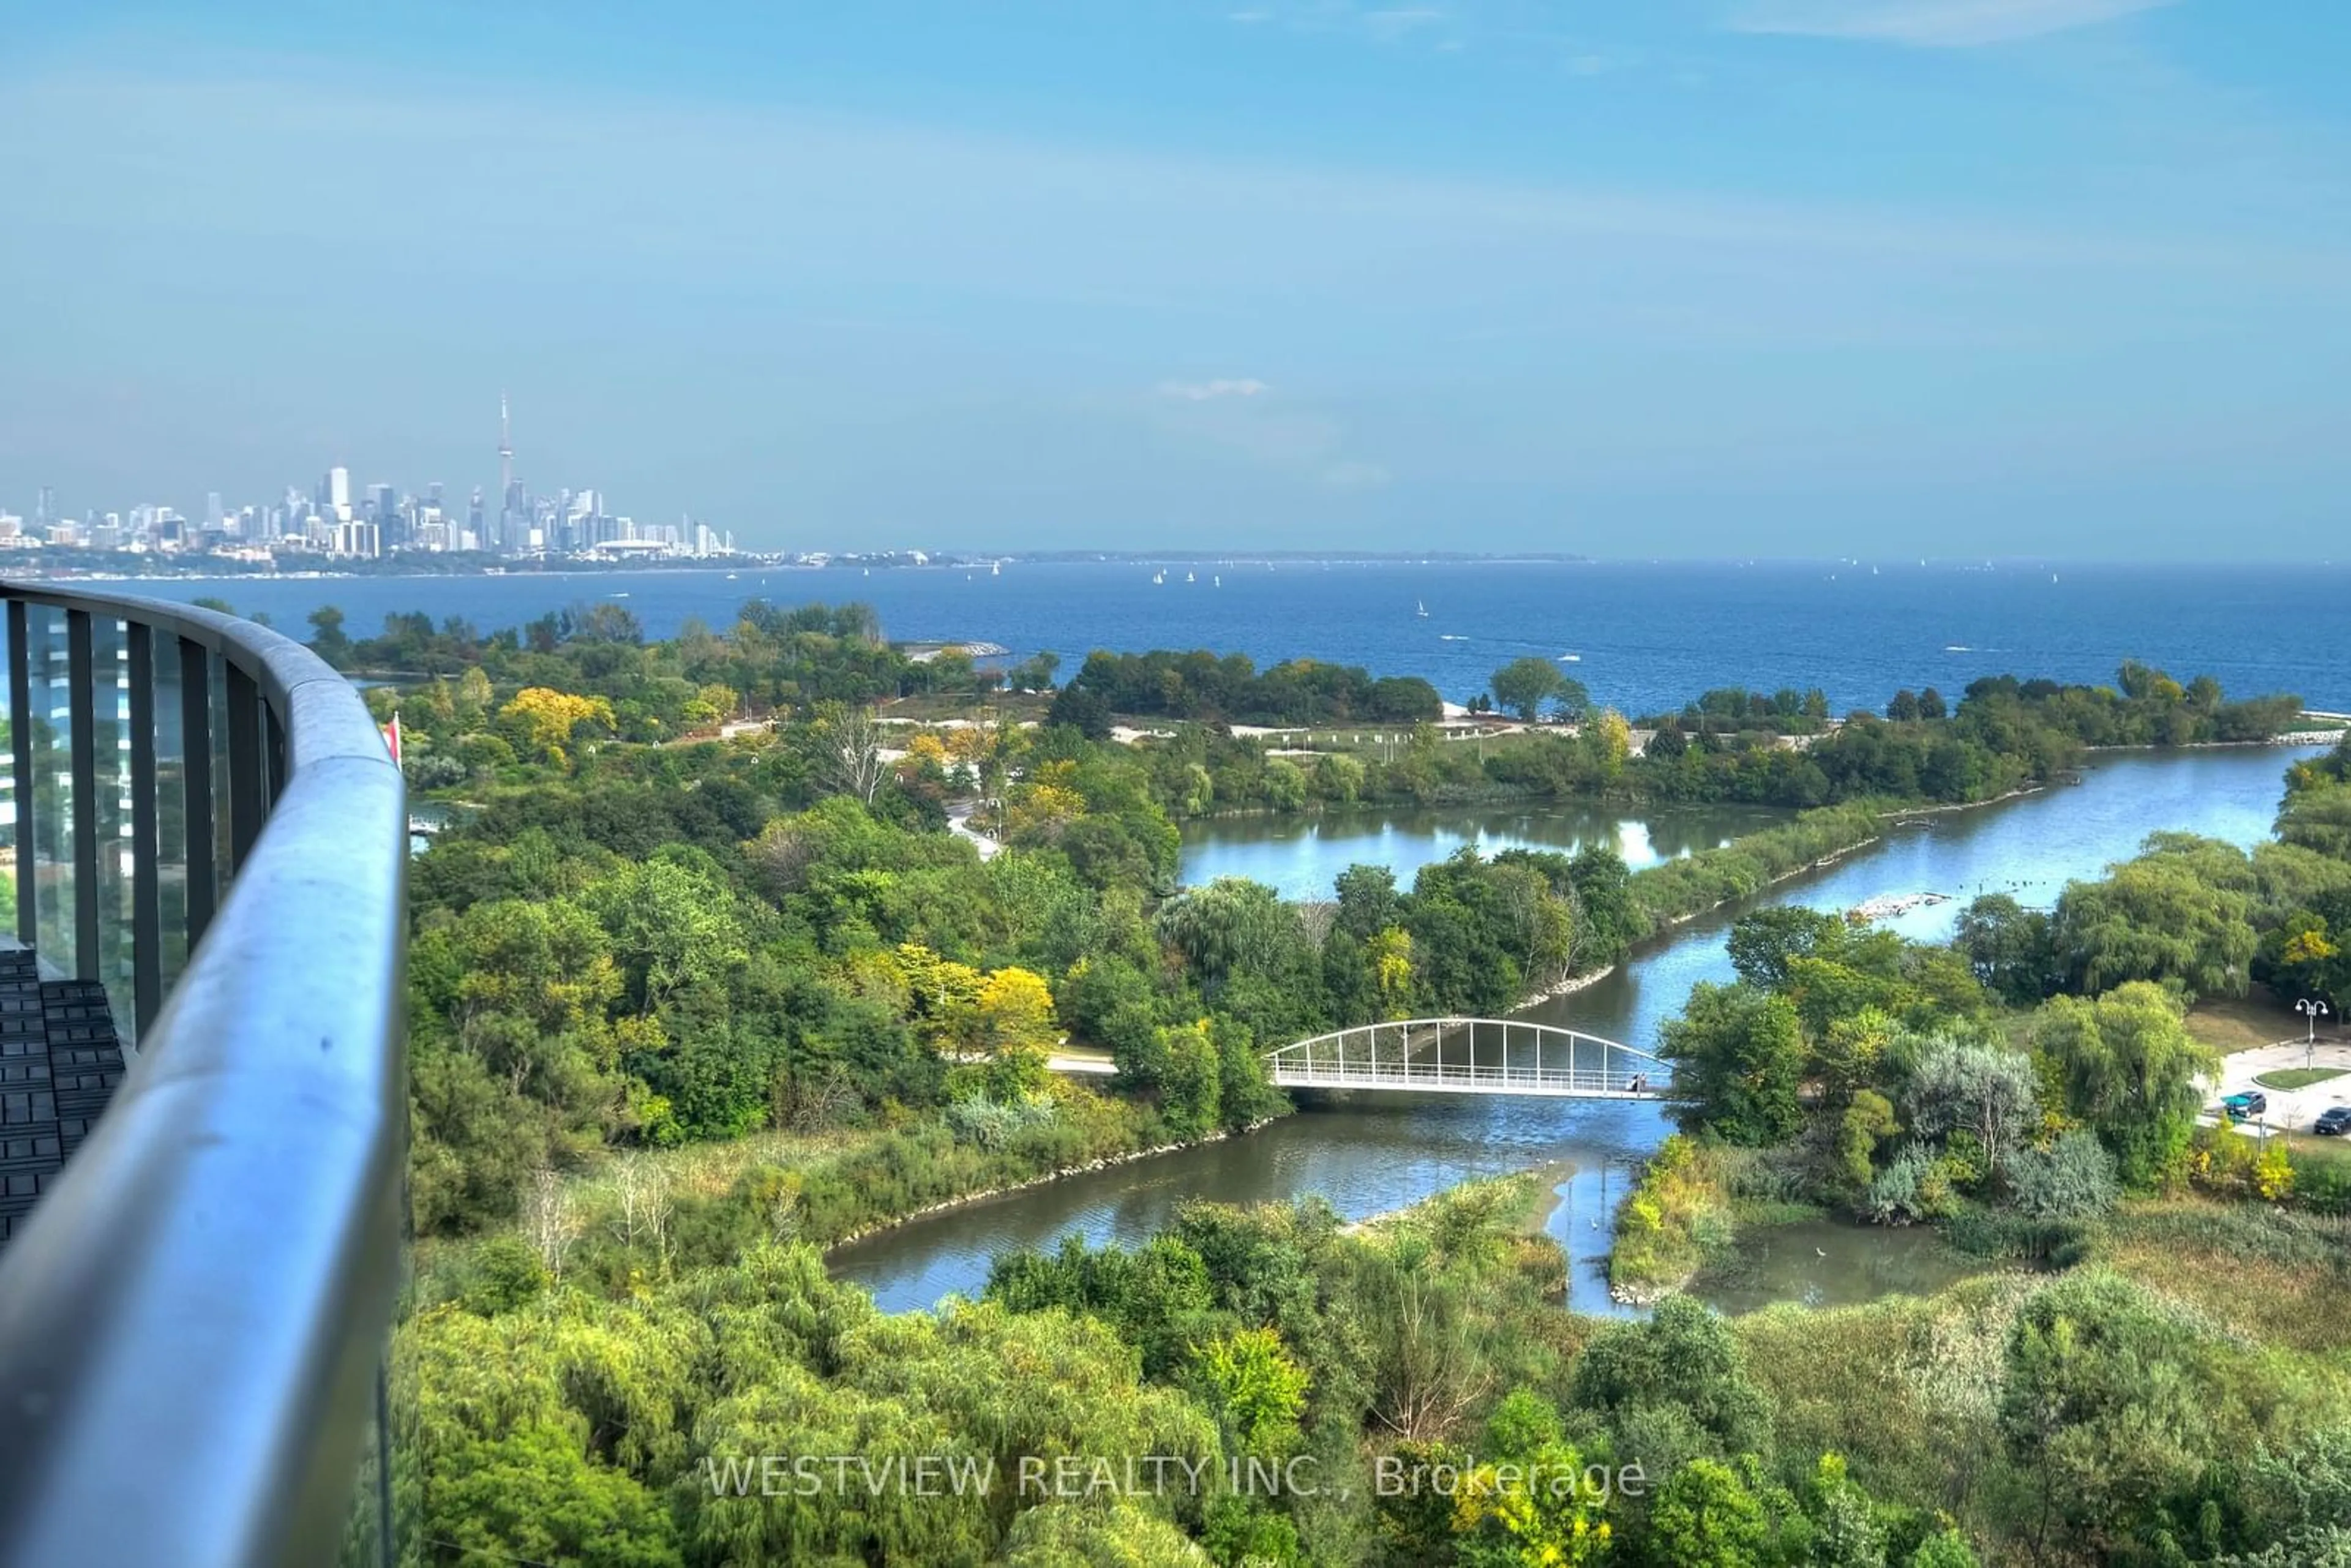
[2220,1090,2268,1120]
[2314,1105,2351,1136]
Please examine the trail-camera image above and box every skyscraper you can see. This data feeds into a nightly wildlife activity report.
[497,393,522,552]
[328,466,351,522]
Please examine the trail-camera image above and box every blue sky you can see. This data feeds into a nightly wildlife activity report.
[2,1,2345,557]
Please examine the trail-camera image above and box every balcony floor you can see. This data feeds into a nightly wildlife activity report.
[0,951,126,1246]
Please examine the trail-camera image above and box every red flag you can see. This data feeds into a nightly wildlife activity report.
[381,711,403,765]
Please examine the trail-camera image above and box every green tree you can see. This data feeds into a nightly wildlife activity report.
[1647,1457,1773,1567]
[430,1426,683,1567]
[2279,782,2351,860]
[1002,1501,1212,1566]
[1904,1531,1981,1568]
[1153,877,1297,994]
[1491,657,1569,723]
[2003,1128,2120,1221]
[1314,751,1365,805]
[1902,1037,2038,1180]
[306,604,353,668]
[1194,1326,1310,1455]
[1804,1454,1889,1568]
[586,855,749,1014]
[2027,983,2214,1190]
[1837,1089,1900,1192]
[1727,907,1850,991]
[1954,894,2058,1004]
[2052,855,2257,1002]
[1569,1294,1774,1462]
[1263,757,1309,811]
[1158,1020,1223,1140]
[1998,1270,2212,1562]
[1658,983,1807,1144]
[1212,1016,1284,1134]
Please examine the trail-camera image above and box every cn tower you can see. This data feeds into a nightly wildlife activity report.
[498,392,514,503]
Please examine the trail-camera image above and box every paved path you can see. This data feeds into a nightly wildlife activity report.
[947,807,1003,861]
[1047,1054,1116,1076]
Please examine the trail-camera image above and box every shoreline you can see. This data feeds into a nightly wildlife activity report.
[1655,832,1883,932]
[1340,1160,1576,1237]
[2082,733,2345,751]
[1515,962,1618,1010]
[822,1115,1284,1255]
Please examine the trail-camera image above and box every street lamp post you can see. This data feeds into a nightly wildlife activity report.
[2297,998,2331,1072]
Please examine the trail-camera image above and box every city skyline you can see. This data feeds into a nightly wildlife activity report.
[0,395,737,563]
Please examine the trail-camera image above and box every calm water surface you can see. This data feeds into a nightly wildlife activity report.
[121,560,2351,713]
[1179,801,1788,900]
[830,746,2319,1314]
[1685,1218,1988,1315]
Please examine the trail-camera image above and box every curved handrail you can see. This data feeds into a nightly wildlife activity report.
[1267,1016,1663,1064]
[0,584,407,1568]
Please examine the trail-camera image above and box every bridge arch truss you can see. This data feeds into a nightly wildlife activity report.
[1265,1017,1663,1099]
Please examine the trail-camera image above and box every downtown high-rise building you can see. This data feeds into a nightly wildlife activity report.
[497,394,525,552]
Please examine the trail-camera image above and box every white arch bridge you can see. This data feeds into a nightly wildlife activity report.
[1265,1018,1665,1100]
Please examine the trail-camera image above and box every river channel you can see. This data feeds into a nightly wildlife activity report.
[828,748,2318,1315]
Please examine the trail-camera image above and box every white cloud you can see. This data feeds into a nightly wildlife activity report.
[1159,377,1272,400]
[1730,0,2177,48]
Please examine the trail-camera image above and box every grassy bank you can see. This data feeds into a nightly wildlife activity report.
[1623,800,1886,939]
[1607,1135,1744,1300]
[415,1078,1254,1308]
[1345,1161,1577,1244]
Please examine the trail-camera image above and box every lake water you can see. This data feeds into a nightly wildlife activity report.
[829,745,2321,1314]
[110,560,2351,715]
[1179,801,1788,899]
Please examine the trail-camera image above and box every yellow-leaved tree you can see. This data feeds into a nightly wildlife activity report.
[498,688,616,767]
[1590,707,1632,773]
[974,966,1058,1098]
[975,967,1057,1057]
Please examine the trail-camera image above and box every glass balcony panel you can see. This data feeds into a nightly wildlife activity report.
[1,611,15,940]
[210,653,233,902]
[92,618,133,1031]
[153,636,190,995]
[28,606,74,975]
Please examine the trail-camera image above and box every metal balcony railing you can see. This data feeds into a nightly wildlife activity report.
[0,583,408,1567]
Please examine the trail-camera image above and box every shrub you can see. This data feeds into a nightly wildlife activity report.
[464,1235,552,1314]
[1864,1147,1933,1226]
[945,1092,1059,1150]
[2003,1130,2120,1221]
